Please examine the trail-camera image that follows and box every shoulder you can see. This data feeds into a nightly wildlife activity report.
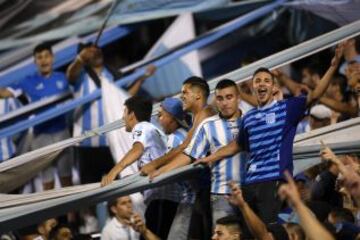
[197,114,220,129]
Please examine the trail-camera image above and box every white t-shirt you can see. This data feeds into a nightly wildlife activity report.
[101,218,139,240]
[131,121,167,169]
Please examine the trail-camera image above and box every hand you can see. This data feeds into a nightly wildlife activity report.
[78,46,97,64]
[148,169,162,181]
[140,162,157,176]
[193,157,212,166]
[101,171,117,187]
[271,69,283,78]
[145,65,157,77]
[331,43,344,67]
[226,181,246,208]
[278,171,302,208]
[320,140,340,165]
[130,214,147,235]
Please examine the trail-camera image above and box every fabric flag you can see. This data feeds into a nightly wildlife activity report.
[142,13,202,98]
[101,77,145,215]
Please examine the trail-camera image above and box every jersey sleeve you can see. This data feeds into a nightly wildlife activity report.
[132,124,152,149]
[183,124,210,161]
[286,96,307,125]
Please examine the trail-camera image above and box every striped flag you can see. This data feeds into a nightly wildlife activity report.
[142,13,202,98]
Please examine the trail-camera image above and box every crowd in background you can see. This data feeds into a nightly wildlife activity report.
[0,34,359,240]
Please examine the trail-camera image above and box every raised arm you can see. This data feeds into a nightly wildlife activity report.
[279,171,334,240]
[101,142,144,186]
[127,65,157,96]
[306,45,344,107]
[227,182,271,240]
[273,69,310,96]
[66,47,96,83]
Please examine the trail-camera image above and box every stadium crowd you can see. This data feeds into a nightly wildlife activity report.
[0,35,360,240]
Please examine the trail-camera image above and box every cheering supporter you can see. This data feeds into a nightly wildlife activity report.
[0,43,73,190]
[66,44,156,184]
[211,215,242,240]
[191,46,344,224]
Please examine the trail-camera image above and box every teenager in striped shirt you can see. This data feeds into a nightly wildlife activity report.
[196,45,344,224]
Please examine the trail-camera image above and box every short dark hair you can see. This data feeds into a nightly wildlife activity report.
[107,198,118,217]
[216,215,241,227]
[33,42,53,55]
[330,207,355,223]
[183,76,210,98]
[252,67,274,82]
[124,96,152,122]
[215,79,239,93]
[48,224,72,240]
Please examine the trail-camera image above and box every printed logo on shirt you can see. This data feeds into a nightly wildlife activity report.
[36,83,44,90]
[135,130,142,137]
[56,81,64,89]
[265,112,276,124]
[248,164,257,172]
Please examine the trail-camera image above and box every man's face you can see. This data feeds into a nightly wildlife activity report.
[252,71,275,106]
[112,196,133,220]
[181,84,197,112]
[212,225,240,240]
[309,116,331,130]
[215,86,239,118]
[123,106,133,132]
[34,50,54,76]
[158,107,176,134]
[301,68,319,89]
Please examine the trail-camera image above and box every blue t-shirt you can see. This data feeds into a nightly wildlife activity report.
[10,72,69,134]
[237,96,307,184]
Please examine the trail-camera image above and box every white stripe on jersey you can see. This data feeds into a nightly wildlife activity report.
[0,98,18,161]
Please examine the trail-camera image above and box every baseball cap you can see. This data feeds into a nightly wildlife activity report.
[161,98,189,128]
[310,104,332,120]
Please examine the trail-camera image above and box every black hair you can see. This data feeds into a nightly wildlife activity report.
[183,76,210,98]
[124,96,153,122]
[252,67,274,82]
[107,198,118,217]
[33,42,53,55]
[216,215,242,227]
[215,79,239,93]
[330,207,355,223]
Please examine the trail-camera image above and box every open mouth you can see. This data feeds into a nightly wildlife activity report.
[257,88,268,98]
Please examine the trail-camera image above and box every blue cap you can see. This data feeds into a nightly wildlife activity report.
[161,98,188,128]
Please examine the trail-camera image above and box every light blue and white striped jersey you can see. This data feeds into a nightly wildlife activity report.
[73,68,114,147]
[184,114,245,194]
[0,98,20,161]
[166,128,187,151]
[237,97,307,184]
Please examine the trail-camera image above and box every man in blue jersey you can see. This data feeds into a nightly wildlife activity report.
[66,44,156,184]
[195,46,344,223]
[152,79,245,226]
[0,43,73,190]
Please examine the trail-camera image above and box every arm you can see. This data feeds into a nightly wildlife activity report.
[194,140,241,165]
[273,69,308,96]
[127,65,156,96]
[101,142,144,186]
[0,88,14,98]
[227,182,271,240]
[149,153,192,179]
[131,214,160,240]
[140,106,215,175]
[238,86,257,106]
[279,171,334,240]
[66,47,96,83]
[319,96,358,116]
[306,45,344,107]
